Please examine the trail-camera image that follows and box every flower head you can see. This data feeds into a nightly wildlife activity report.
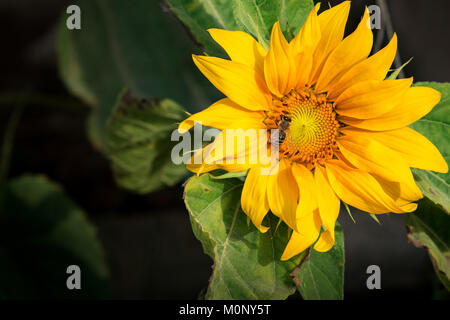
[178,1,448,260]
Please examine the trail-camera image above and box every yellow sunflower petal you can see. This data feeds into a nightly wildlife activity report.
[281,209,322,261]
[186,138,252,174]
[178,98,265,133]
[187,130,263,174]
[327,33,397,100]
[264,22,297,97]
[326,160,417,214]
[207,28,266,76]
[192,55,271,111]
[290,3,321,55]
[222,129,268,166]
[313,165,340,252]
[186,161,250,175]
[341,127,448,173]
[291,163,318,219]
[266,159,299,231]
[335,78,413,119]
[340,86,441,130]
[241,167,270,233]
[315,7,373,92]
[314,230,335,252]
[289,4,320,88]
[337,134,422,200]
[293,51,313,89]
[310,1,351,82]
[374,175,423,204]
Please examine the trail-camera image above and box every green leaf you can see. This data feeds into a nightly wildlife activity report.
[412,168,449,214]
[166,0,314,53]
[105,91,188,194]
[233,0,314,47]
[294,223,345,300]
[58,0,219,148]
[405,198,450,290]
[369,213,381,225]
[210,170,248,180]
[184,173,304,300]
[410,82,450,213]
[0,175,109,299]
[343,202,355,223]
[386,57,413,80]
[165,0,237,57]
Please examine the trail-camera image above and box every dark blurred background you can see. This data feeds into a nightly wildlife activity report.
[0,0,448,299]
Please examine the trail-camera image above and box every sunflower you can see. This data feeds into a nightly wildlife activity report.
[178,1,448,260]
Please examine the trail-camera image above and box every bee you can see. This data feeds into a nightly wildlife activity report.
[272,115,291,145]
[279,115,291,130]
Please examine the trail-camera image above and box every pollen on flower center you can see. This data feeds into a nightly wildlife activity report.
[265,88,339,168]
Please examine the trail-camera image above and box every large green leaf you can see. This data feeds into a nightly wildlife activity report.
[412,168,449,214]
[184,173,305,300]
[165,0,236,57]
[58,0,219,148]
[166,0,314,53]
[294,223,345,300]
[410,82,450,213]
[233,0,314,46]
[104,91,188,194]
[0,175,109,299]
[405,198,450,290]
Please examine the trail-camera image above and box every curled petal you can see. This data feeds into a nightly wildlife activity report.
[193,55,271,111]
[335,78,413,119]
[340,86,441,130]
[313,165,340,252]
[208,28,266,76]
[241,167,270,233]
[326,160,418,214]
[178,98,265,133]
[341,127,448,173]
